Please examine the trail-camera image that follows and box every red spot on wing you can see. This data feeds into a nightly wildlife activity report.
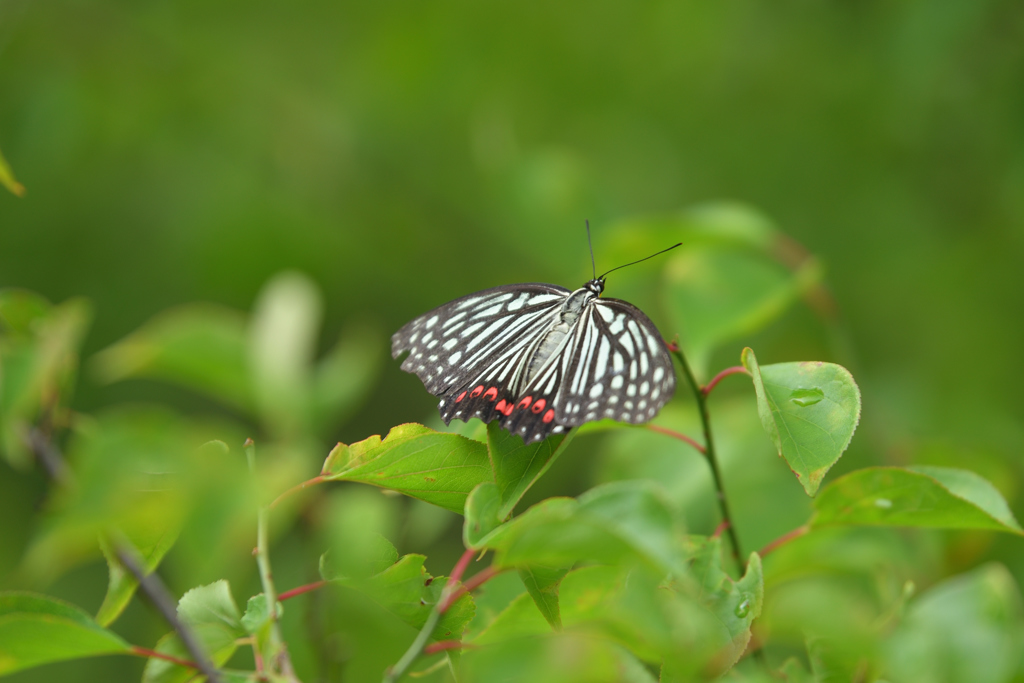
[470,385,484,398]
[542,409,555,423]
[483,387,498,401]
[503,402,514,416]
[495,399,507,412]
[531,398,547,414]
[517,396,532,409]
[455,391,467,403]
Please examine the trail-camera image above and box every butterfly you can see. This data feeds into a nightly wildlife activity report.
[391,236,681,444]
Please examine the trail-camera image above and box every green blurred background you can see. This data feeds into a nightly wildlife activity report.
[2,1,1024,680]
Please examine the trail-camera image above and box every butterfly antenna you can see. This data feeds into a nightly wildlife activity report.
[586,219,597,280]
[598,242,683,280]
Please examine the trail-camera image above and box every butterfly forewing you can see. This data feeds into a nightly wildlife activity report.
[391,283,569,419]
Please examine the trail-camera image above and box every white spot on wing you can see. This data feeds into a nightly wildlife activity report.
[449,351,462,364]
[426,316,439,328]
[653,367,665,382]
[595,337,610,380]
[597,305,614,322]
[611,376,624,389]
[460,321,485,338]
[528,294,563,305]
[589,383,603,398]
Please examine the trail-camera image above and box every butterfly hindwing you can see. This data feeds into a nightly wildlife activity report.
[554,297,676,426]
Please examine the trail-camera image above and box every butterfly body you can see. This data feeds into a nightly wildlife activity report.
[392,278,675,443]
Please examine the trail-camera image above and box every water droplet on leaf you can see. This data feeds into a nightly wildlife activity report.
[790,387,824,407]
[875,498,893,509]
[734,598,751,618]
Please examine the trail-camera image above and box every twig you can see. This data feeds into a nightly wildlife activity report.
[438,566,502,613]
[269,475,326,510]
[423,640,474,655]
[246,439,299,681]
[23,424,222,680]
[646,424,705,454]
[279,580,328,602]
[24,426,73,487]
[758,525,810,558]
[702,366,749,396]
[128,646,199,670]
[116,544,222,683]
[383,548,477,683]
[668,344,745,571]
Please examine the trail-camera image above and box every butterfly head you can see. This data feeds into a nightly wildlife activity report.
[584,278,605,296]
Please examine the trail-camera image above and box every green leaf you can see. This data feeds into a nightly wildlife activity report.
[248,271,322,437]
[665,248,821,375]
[518,565,569,630]
[464,482,502,548]
[0,592,130,675]
[812,466,1024,535]
[470,592,552,645]
[0,296,91,468]
[142,580,245,683]
[479,482,688,575]
[323,553,475,641]
[0,144,24,197]
[321,423,493,514]
[742,348,861,496]
[95,526,181,627]
[883,563,1024,683]
[311,323,383,431]
[462,631,646,683]
[682,536,764,671]
[91,304,253,412]
[486,422,576,518]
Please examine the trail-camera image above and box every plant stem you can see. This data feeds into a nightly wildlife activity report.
[245,438,299,681]
[269,475,326,510]
[128,646,199,670]
[278,580,328,602]
[646,424,705,455]
[116,544,222,683]
[759,524,810,558]
[702,366,749,397]
[669,346,745,570]
[383,548,476,683]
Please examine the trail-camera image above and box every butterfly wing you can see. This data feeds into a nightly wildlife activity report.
[498,295,676,443]
[553,297,676,426]
[391,283,570,425]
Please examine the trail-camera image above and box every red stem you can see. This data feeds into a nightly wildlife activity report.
[423,640,475,655]
[439,566,502,613]
[269,475,326,510]
[278,580,328,601]
[448,548,476,585]
[129,646,198,670]
[647,424,705,454]
[759,525,811,558]
[702,366,749,396]
[711,520,730,539]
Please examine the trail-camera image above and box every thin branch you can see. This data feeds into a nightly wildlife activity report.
[269,475,327,510]
[24,426,73,486]
[646,424,705,455]
[702,366,749,397]
[423,640,474,655]
[438,566,503,613]
[128,645,199,670]
[759,525,810,558]
[383,548,477,683]
[246,439,299,681]
[279,580,328,602]
[116,544,222,683]
[668,343,745,571]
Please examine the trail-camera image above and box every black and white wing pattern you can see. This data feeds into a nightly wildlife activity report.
[554,298,675,425]
[391,283,569,419]
[392,281,677,444]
